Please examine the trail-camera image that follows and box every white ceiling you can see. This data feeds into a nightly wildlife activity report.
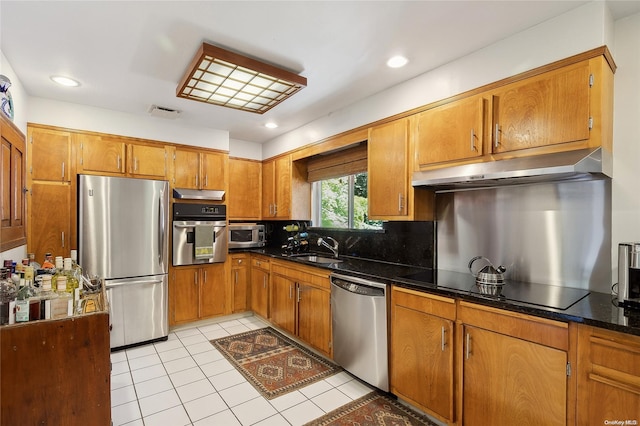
[2,1,639,144]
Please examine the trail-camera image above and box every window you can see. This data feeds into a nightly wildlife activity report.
[311,172,383,230]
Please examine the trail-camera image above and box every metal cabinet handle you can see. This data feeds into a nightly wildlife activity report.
[134,158,138,172]
[117,155,121,170]
[194,271,198,284]
[61,231,65,248]
[398,193,404,212]
[494,124,500,148]
[297,286,301,303]
[470,129,475,151]
[234,271,238,284]
[466,332,471,359]
[289,284,293,299]
[203,270,207,282]
[274,204,278,216]
[441,326,446,352]
[205,174,208,188]
[263,276,267,289]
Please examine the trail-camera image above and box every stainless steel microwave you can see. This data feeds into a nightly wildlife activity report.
[228,223,266,249]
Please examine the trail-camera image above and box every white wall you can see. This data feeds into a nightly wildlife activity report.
[228,138,262,160]
[611,12,640,282]
[263,1,613,159]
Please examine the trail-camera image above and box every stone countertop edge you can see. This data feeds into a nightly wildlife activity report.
[244,248,640,338]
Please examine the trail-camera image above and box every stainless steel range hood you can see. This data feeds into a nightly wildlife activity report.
[173,188,225,201]
[412,147,612,191]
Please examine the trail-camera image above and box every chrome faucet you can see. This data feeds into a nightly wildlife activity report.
[317,236,339,258]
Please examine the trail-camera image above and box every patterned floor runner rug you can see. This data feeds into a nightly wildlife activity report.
[304,392,438,426]
[211,327,342,399]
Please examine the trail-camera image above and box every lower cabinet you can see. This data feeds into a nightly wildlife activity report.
[230,253,249,313]
[270,260,332,358]
[390,287,456,424]
[457,301,570,426]
[576,324,640,425]
[170,263,227,325]
[250,255,271,319]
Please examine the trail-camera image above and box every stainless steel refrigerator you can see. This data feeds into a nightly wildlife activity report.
[78,175,169,349]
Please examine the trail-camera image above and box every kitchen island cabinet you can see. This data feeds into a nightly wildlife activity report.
[457,301,571,426]
[270,260,332,357]
[170,263,227,325]
[0,312,111,425]
[576,324,640,425]
[250,254,271,319]
[390,287,456,424]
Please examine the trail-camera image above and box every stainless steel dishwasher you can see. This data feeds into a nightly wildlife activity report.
[330,273,389,391]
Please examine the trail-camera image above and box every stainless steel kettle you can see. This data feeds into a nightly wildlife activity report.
[468,256,507,286]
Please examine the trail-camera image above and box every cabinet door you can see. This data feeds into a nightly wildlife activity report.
[391,305,454,422]
[174,149,201,188]
[29,182,71,262]
[1,120,26,251]
[130,144,167,178]
[250,267,269,319]
[368,118,409,218]
[200,263,227,318]
[77,134,125,174]
[262,159,275,218]
[270,274,296,335]
[29,127,72,182]
[415,95,485,166]
[229,158,261,220]
[492,61,590,153]
[230,257,249,313]
[463,325,567,425]
[201,152,226,191]
[171,267,199,324]
[297,283,331,356]
[274,156,291,218]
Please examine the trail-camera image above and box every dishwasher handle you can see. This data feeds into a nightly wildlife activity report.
[330,274,386,297]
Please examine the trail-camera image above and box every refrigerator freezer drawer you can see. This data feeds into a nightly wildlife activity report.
[107,275,168,349]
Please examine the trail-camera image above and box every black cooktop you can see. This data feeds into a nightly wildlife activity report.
[399,269,590,311]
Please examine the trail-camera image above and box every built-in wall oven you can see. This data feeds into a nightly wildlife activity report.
[172,203,227,266]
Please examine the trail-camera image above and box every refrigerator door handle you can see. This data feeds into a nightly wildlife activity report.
[106,278,164,288]
[158,190,166,266]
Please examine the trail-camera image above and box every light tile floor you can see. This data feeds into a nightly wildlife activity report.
[110,315,374,426]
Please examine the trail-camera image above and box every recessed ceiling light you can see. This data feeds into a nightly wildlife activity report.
[51,75,80,87]
[386,56,408,68]
[265,122,278,129]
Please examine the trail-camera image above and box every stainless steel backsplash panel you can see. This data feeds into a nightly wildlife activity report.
[436,179,611,293]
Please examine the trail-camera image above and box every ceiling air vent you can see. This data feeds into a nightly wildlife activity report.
[148,105,181,119]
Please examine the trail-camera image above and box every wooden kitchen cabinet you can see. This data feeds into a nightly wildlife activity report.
[128,143,168,179]
[1,115,26,251]
[262,155,310,220]
[576,324,640,425]
[390,287,456,424]
[270,260,332,357]
[76,133,126,175]
[230,253,249,313]
[174,147,227,191]
[170,263,227,325]
[457,301,570,426]
[491,60,590,154]
[368,117,434,221]
[250,255,270,319]
[414,95,486,167]
[27,125,75,260]
[228,157,261,220]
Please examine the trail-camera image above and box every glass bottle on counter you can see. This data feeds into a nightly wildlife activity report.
[50,276,72,319]
[51,256,64,293]
[63,258,79,293]
[0,268,16,325]
[39,274,54,320]
[41,252,55,270]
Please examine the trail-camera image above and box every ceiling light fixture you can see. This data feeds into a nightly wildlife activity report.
[386,55,408,68]
[50,75,80,87]
[177,42,307,114]
[265,122,278,129]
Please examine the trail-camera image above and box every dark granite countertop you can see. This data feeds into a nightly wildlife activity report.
[243,247,640,337]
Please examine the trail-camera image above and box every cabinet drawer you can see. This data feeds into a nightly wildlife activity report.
[272,261,330,290]
[392,287,456,321]
[230,254,248,266]
[458,300,568,350]
[584,326,640,379]
[251,256,271,271]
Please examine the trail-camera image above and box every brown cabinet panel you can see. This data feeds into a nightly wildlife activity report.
[251,267,269,319]
[171,267,200,324]
[261,159,275,218]
[297,283,331,356]
[270,274,297,336]
[129,144,167,178]
[492,61,590,153]
[200,263,226,318]
[230,254,249,313]
[77,134,125,174]
[174,149,200,188]
[415,95,485,166]
[229,158,261,220]
[1,117,26,251]
[462,324,567,425]
[29,126,72,182]
[201,152,226,190]
[29,182,71,262]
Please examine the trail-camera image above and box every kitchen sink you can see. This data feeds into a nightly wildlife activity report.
[293,255,343,264]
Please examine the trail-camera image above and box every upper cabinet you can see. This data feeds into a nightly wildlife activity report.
[128,143,168,179]
[368,117,434,221]
[174,148,227,191]
[29,126,72,182]
[415,95,486,167]
[262,154,310,220]
[1,115,27,251]
[414,50,614,170]
[228,158,261,221]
